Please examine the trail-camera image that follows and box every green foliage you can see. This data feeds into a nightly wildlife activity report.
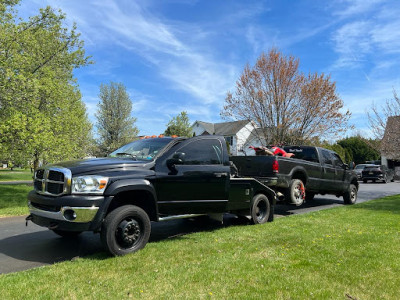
[0,1,93,169]
[338,136,380,164]
[164,111,192,137]
[95,82,139,155]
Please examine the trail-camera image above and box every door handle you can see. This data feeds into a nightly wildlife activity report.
[214,172,227,178]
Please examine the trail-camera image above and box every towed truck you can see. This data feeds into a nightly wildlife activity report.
[230,145,359,206]
[27,136,276,256]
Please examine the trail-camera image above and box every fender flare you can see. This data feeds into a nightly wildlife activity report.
[103,179,158,220]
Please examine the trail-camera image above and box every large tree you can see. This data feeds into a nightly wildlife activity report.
[95,82,139,154]
[221,49,352,145]
[367,89,400,139]
[0,1,92,169]
[164,111,192,137]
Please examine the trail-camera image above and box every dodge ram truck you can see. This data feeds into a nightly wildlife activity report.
[230,146,359,206]
[27,136,276,256]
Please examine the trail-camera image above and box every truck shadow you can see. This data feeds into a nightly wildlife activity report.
[274,197,344,216]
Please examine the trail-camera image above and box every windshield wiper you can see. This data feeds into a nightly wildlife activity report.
[115,153,137,160]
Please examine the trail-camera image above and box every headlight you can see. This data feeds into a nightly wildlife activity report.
[71,175,109,194]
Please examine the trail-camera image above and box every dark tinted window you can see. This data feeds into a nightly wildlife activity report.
[175,139,223,165]
[321,150,333,165]
[283,147,319,162]
[332,153,345,168]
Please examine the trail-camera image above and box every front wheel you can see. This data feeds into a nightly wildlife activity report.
[101,205,151,256]
[343,184,357,205]
[285,179,306,206]
[250,194,271,224]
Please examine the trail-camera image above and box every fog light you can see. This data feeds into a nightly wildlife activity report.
[64,209,77,221]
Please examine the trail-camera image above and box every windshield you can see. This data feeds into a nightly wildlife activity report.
[108,138,173,161]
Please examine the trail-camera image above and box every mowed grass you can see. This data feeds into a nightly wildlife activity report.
[1,195,400,299]
[0,169,33,181]
[0,184,31,217]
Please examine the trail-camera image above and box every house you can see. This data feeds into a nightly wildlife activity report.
[191,120,269,155]
[381,115,400,179]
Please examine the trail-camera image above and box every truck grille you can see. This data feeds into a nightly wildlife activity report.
[34,167,72,196]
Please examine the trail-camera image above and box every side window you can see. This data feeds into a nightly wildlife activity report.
[332,154,344,168]
[175,139,223,165]
[321,150,333,166]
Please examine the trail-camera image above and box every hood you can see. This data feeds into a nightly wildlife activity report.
[48,157,152,175]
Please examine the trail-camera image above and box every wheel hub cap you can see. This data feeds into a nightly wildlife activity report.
[118,219,140,246]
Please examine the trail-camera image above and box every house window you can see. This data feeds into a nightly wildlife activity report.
[224,136,233,146]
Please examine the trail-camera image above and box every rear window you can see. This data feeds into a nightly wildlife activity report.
[364,166,380,170]
[283,147,319,163]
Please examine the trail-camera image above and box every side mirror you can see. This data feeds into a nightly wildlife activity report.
[166,152,185,171]
[343,163,349,170]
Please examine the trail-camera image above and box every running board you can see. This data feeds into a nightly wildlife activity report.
[158,214,205,222]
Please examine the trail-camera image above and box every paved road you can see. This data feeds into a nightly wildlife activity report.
[0,181,398,274]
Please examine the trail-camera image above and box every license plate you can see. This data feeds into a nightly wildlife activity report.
[369,172,373,174]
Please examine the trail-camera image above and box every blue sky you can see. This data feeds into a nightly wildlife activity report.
[18,0,400,138]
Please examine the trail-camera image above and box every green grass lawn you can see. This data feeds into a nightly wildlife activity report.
[0,184,31,217]
[1,195,399,299]
[0,169,33,181]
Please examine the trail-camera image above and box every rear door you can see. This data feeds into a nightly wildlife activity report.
[155,137,230,215]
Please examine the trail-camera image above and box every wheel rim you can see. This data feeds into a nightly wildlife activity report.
[115,218,142,249]
[350,188,356,202]
[293,182,305,205]
[255,200,267,222]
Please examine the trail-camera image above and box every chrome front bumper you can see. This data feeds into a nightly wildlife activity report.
[28,201,99,223]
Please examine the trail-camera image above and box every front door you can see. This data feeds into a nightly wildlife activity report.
[155,137,230,215]
[320,149,336,191]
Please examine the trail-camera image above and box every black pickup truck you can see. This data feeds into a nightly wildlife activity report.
[27,136,276,256]
[231,146,359,206]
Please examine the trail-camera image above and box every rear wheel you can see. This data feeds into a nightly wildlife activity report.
[363,179,367,183]
[285,179,306,206]
[101,205,151,256]
[343,184,357,205]
[250,194,271,224]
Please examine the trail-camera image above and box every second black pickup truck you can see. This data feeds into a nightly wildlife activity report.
[231,146,359,206]
[27,136,275,256]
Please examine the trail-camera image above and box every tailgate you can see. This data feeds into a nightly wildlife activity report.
[230,156,276,177]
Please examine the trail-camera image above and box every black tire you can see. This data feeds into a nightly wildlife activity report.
[52,229,82,238]
[363,179,367,183]
[250,194,271,224]
[343,184,357,205]
[285,179,306,206]
[101,205,151,256]
[305,192,315,201]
